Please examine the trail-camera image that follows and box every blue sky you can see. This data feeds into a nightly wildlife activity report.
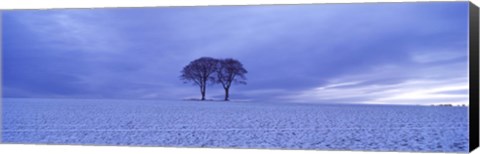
[2,2,470,105]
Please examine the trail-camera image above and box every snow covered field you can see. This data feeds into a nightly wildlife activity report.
[2,98,469,152]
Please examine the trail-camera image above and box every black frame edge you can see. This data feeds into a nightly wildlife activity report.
[470,1,480,153]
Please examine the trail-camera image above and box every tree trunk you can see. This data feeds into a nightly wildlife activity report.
[224,88,229,101]
[201,85,206,101]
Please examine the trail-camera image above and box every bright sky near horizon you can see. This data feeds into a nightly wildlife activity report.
[2,2,470,105]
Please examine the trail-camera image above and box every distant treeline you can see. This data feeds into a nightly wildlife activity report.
[431,104,468,107]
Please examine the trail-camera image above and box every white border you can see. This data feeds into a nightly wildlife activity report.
[0,144,453,154]
[0,0,478,154]
[0,0,472,10]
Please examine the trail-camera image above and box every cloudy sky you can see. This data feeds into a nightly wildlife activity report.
[2,2,470,105]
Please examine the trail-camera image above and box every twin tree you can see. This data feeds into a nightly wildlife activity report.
[181,57,248,101]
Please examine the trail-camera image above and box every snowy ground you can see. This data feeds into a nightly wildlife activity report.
[2,98,469,152]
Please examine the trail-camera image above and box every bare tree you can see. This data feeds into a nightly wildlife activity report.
[181,57,219,101]
[216,58,247,101]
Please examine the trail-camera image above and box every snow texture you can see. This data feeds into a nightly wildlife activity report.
[2,98,469,152]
